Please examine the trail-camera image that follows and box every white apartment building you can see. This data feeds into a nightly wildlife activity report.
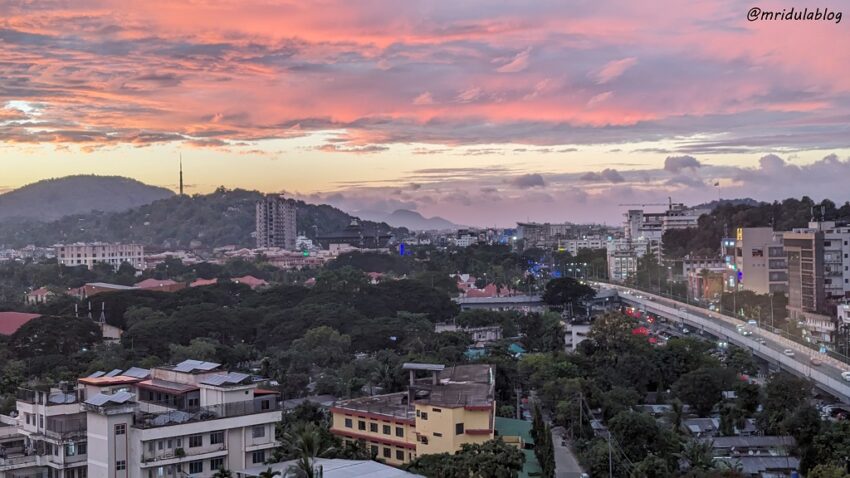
[734,227,787,295]
[558,236,613,256]
[55,243,144,271]
[0,360,281,478]
[607,238,651,282]
[255,195,297,250]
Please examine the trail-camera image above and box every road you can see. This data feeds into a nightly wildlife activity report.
[551,426,585,478]
[597,283,850,401]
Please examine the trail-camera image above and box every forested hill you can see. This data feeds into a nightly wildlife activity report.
[0,187,402,249]
[663,196,850,258]
[0,175,174,221]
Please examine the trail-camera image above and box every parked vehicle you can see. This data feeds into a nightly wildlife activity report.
[811,357,822,366]
[842,371,850,382]
[783,349,795,357]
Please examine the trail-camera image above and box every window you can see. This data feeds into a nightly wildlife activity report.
[260,399,271,410]
[252,425,265,438]
[157,440,164,450]
[148,442,155,453]
[188,397,200,408]
[456,423,464,435]
[188,461,203,474]
[396,450,405,461]
[433,432,442,437]
[210,431,224,445]
[344,418,353,428]
[370,445,379,456]
[114,424,126,435]
[383,424,391,435]
[252,450,265,464]
[210,458,224,470]
[383,447,391,458]
[189,435,202,448]
[78,441,87,455]
[432,408,442,413]
[358,420,366,431]
[420,412,428,420]
[65,443,78,456]
[370,422,378,433]
[167,439,173,449]
[395,427,404,438]
[116,460,127,471]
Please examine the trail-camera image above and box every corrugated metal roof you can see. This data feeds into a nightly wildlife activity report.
[123,367,151,379]
[402,363,445,371]
[85,391,134,406]
[105,369,123,377]
[88,371,106,378]
[200,372,251,386]
[173,359,221,373]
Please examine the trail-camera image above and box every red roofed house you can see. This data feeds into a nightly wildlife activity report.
[25,286,55,305]
[190,277,218,288]
[232,275,269,289]
[0,312,42,335]
[134,278,186,293]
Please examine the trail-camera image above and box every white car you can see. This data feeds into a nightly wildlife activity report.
[842,371,850,382]
[756,338,766,345]
[783,349,795,357]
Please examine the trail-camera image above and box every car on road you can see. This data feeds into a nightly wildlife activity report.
[783,349,795,357]
[810,357,823,366]
[842,371,850,382]
[756,338,767,345]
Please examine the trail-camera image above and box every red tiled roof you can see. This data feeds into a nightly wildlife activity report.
[190,278,218,287]
[0,312,42,335]
[135,278,178,289]
[28,287,51,296]
[233,275,268,288]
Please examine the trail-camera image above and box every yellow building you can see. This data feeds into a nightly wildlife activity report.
[330,363,495,466]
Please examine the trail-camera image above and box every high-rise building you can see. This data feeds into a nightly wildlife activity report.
[733,227,787,295]
[784,221,850,344]
[255,195,297,250]
[329,363,496,467]
[55,243,145,270]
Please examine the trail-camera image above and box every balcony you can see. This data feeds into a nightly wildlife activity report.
[133,398,280,429]
[0,454,40,471]
[141,444,226,464]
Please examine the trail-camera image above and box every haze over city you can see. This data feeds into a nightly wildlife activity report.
[2,0,850,225]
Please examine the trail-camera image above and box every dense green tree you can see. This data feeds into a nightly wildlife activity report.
[541,277,595,310]
[673,368,738,416]
[405,439,524,478]
[759,373,811,433]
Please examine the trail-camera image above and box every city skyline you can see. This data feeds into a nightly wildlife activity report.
[2,0,850,225]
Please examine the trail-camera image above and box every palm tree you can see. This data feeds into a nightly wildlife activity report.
[667,399,685,434]
[257,467,281,478]
[675,439,716,471]
[282,422,335,478]
[212,468,233,478]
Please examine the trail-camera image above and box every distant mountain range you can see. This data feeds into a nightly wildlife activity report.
[0,176,402,249]
[355,209,458,230]
[0,175,175,222]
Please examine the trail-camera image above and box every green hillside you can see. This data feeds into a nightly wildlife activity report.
[0,187,402,249]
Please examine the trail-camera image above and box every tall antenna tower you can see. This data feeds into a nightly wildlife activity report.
[179,154,184,196]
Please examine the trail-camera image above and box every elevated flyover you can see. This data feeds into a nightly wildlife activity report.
[596,283,850,401]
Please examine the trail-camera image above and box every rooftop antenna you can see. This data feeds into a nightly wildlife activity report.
[179,154,184,196]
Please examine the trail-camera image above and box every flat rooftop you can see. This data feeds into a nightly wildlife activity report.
[334,392,415,421]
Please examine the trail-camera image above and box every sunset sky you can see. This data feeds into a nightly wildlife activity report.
[2,0,850,225]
